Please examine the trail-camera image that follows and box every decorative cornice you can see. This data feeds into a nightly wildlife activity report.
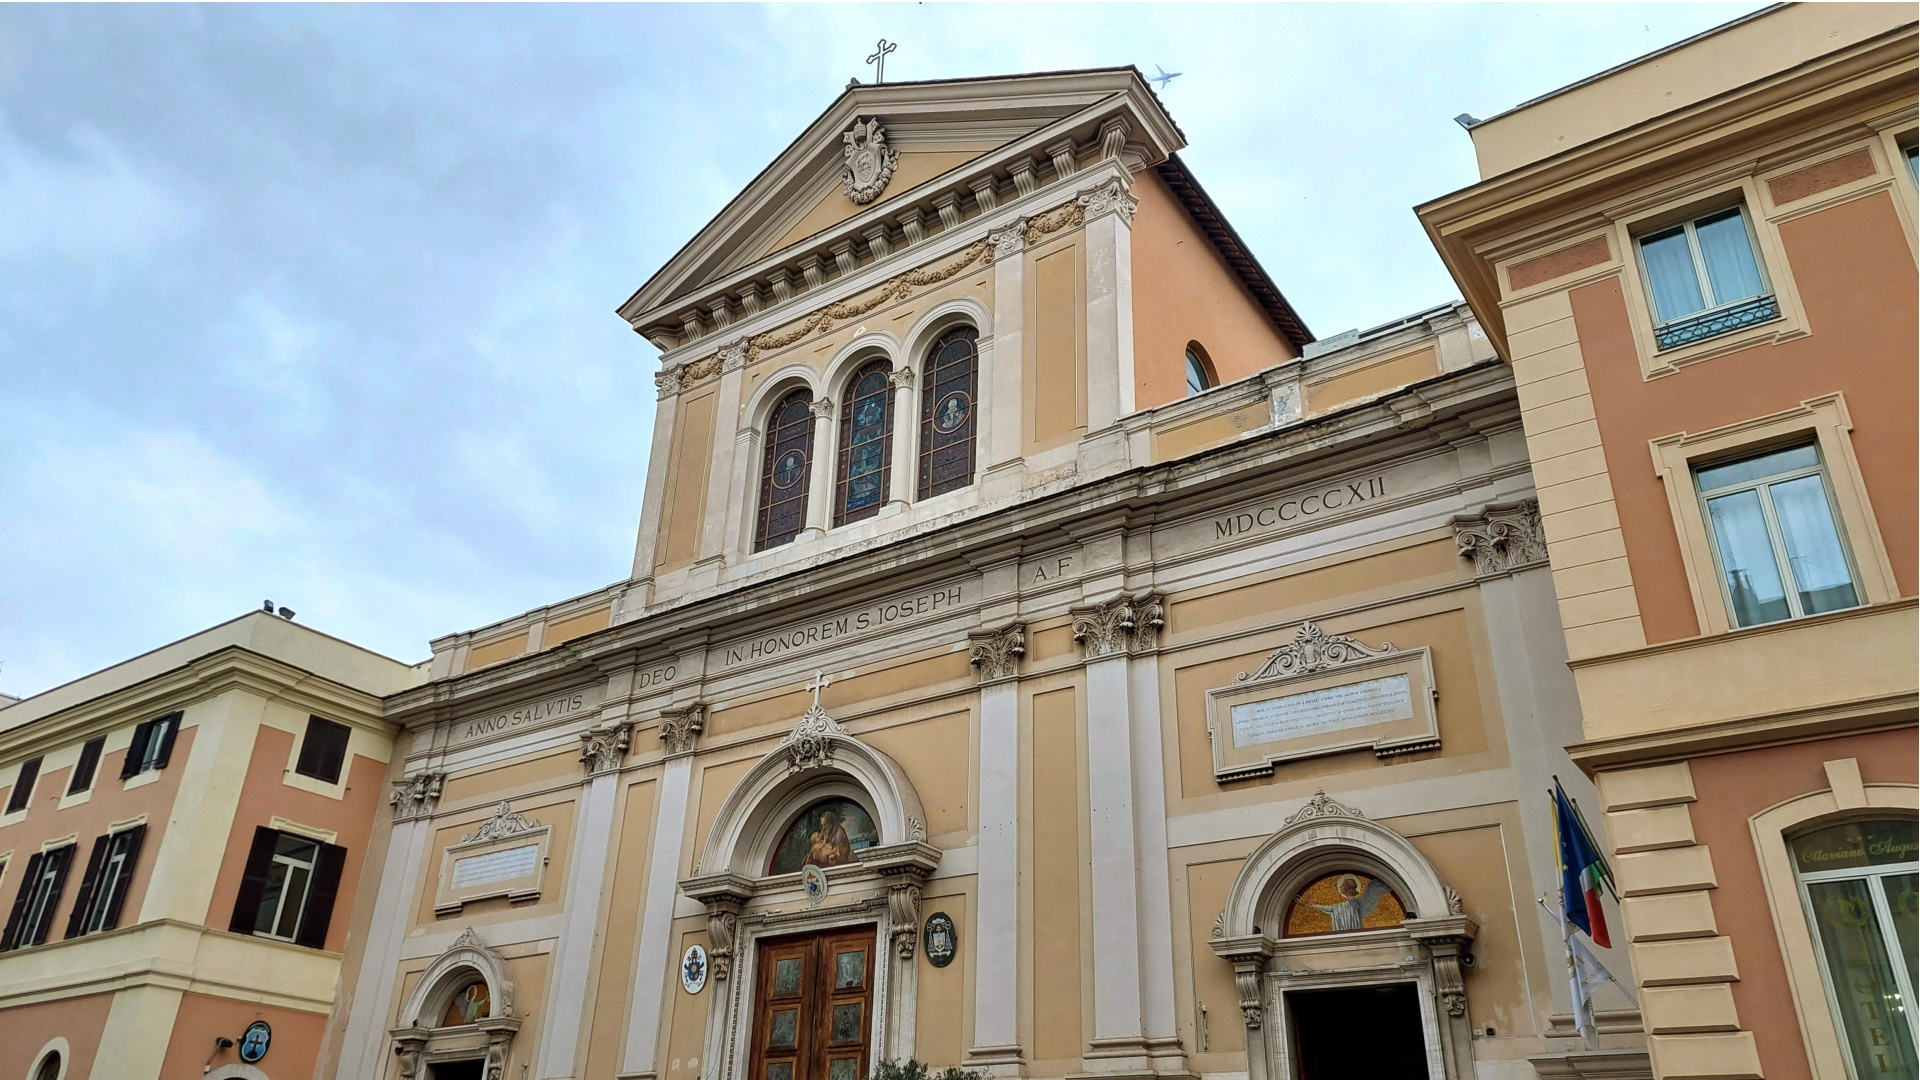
[461,800,544,844]
[658,702,705,757]
[1283,788,1366,826]
[1451,498,1548,577]
[578,720,632,776]
[389,773,445,823]
[1238,621,1398,683]
[1070,592,1165,660]
[1076,177,1139,225]
[782,702,850,773]
[967,622,1027,683]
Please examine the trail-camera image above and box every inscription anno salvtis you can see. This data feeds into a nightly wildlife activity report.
[459,689,596,742]
[720,584,967,668]
[1213,475,1387,541]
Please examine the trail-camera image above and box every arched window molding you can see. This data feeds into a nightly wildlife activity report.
[1209,791,1478,1080]
[915,325,981,500]
[755,387,818,550]
[1749,770,1917,1080]
[389,927,520,1080]
[26,1039,68,1080]
[681,698,940,1080]
[1185,341,1218,397]
[835,358,896,526]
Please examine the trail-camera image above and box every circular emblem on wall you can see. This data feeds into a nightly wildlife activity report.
[774,449,807,488]
[802,863,829,907]
[931,391,971,434]
[923,911,957,967]
[681,944,709,994]
[238,1020,272,1063]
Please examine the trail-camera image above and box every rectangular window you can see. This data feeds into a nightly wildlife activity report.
[68,737,105,795]
[5,758,41,814]
[294,716,351,784]
[1636,205,1779,349]
[229,826,346,949]
[65,825,146,938]
[120,712,181,780]
[1,844,75,949]
[1696,444,1860,628]
[1792,819,1918,1080]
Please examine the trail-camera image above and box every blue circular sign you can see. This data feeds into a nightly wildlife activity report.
[239,1020,272,1063]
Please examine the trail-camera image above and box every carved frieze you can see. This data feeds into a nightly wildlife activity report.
[658,702,705,757]
[1238,621,1398,682]
[1070,592,1165,660]
[462,800,544,844]
[389,772,445,823]
[968,622,1027,682]
[578,721,632,777]
[748,242,990,359]
[1452,498,1548,577]
[1023,201,1084,245]
[842,118,900,205]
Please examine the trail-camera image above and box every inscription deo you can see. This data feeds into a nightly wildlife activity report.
[460,691,590,741]
[1213,476,1386,540]
[721,585,965,667]
[636,664,677,691]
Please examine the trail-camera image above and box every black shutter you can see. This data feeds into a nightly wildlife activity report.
[295,841,347,949]
[296,717,351,784]
[150,712,182,770]
[101,825,146,931]
[31,846,75,945]
[121,720,152,779]
[69,737,104,795]
[1,852,44,950]
[6,757,41,814]
[63,835,110,939]
[229,827,279,934]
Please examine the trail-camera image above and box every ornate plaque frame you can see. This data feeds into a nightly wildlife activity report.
[1206,624,1439,782]
[434,802,553,915]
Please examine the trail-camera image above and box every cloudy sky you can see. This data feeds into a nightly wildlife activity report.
[0,2,1762,697]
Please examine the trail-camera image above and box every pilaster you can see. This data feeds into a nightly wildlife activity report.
[967,621,1026,1069]
[985,218,1028,496]
[700,340,750,562]
[619,703,705,1079]
[804,395,837,537]
[887,366,917,508]
[340,773,446,1080]
[1077,176,1139,437]
[630,369,685,591]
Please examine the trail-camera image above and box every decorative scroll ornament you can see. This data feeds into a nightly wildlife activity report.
[1283,788,1366,826]
[889,880,923,958]
[1071,592,1165,659]
[1076,178,1139,225]
[988,220,1027,259]
[1234,967,1264,1028]
[389,773,445,822]
[579,721,632,776]
[842,118,900,204]
[451,926,486,951]
[807,397,836,421]
[658,703,705,757]
[1023,201,1084,244]
[654,365,686,397]
[968,622,1027,682]
[1237,621,1398,682]
[707,909,739,981]
[886,366,916,391]
[718,338,751,373]
[746,242,990,358]
[1451,498,1548,577]
[461,800,544,844]
[782,673,848,773]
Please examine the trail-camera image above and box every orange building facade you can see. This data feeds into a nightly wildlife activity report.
[1421,6,1919,1079]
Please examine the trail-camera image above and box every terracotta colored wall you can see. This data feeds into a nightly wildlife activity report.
[0,991,113,1078]
[1129,170,1299,409]
[1687,727,1919,1080]
[0,727,195,936]
[206,725,384,949]
[163,992,325,1080]
[1569,192,1918,644]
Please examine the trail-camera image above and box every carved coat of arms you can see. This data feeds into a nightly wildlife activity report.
[842,118,899,205]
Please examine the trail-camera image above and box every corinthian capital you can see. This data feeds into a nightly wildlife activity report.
[1070,592,1165,660]
[388,772,445,823]
[987,220,1027,259]
[658,703,705,757]
[578,720,632,777]
[1451,498,1547,577]
[1076,178,1138,226]
[968,622,1027,683]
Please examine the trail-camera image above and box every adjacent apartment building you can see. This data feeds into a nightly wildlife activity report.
[0,612,421,1080]
[1421,5,1918,1079]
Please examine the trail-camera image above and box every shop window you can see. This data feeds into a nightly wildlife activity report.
[65,825,147,938]
[0,843,75,950]
[6,757,41,814]
[833,360,893,527]
[1635,205,1779,349]
[1185,343,1216,397]
[756,389,816,551]
[295,715,352,784]
[1695,443,1860,628]
[120,711,181,779]
[917,326,978,500]
[1791,818,1918,1079]
[230,826,346,948]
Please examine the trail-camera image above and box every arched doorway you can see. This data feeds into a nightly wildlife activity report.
[388,927,521,1080]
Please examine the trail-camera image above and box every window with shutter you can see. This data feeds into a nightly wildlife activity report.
[67,826,145,938]
[229,827,343,948]
[69,737,105,795]
[295,716,352,784]
[6,757,42,814]
[1,852,45,950]
[4,845,74,949]
[122,712,182,779]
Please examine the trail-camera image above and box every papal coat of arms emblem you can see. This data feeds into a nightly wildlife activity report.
[841,117,899,205]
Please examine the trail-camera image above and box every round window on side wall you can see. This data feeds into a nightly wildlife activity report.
[32,1051,62,1080]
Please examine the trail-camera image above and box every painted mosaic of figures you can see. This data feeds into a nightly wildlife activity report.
[769,797,878,874]
[1285,871,1407,936]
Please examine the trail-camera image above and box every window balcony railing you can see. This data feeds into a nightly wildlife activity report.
[1655,294,1781,350]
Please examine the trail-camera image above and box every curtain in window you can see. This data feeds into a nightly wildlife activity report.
[756,389,816,550]
[918,327,978,499]
[834,361,893,526]
[1640,228,1705,322]
[1806,876,1918,1079]
[1694,209,1765,306]
[1769,474,1859,615]
[1706,490,1790,626]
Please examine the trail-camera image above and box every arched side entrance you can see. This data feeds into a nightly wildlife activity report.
[388,927,521,1080]
[683,697,940,1080]
[1210,791,1479,1080]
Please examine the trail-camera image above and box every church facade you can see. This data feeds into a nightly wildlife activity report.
[317,70,1637,1080]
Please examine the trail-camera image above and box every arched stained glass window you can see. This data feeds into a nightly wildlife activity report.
[834,360,894,526]
[1284,871,1408,937]
[917,326,978,500]
[756,389,816,551]
[1185,342,1215,397]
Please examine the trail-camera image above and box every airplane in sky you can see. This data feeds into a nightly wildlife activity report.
[1149,65,1182,90]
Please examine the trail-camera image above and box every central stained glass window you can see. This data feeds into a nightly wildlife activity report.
[835,360,894,526]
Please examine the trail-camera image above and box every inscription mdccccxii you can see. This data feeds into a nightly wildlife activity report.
[1212,475,1387,541]
[720,583,966,668]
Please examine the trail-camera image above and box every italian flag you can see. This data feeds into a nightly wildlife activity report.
[1554,782,1613,949]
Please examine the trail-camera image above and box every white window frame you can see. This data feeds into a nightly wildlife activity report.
[256,834,320,943]
[1633,204,1774,328]
[1793,831,1918,1080]
[1695,444,1863,627]
[18,847,70,945]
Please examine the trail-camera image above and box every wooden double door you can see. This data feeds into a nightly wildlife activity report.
[748,926,877,1080]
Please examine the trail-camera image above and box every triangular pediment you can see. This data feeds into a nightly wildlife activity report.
[618,68,1185,334]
